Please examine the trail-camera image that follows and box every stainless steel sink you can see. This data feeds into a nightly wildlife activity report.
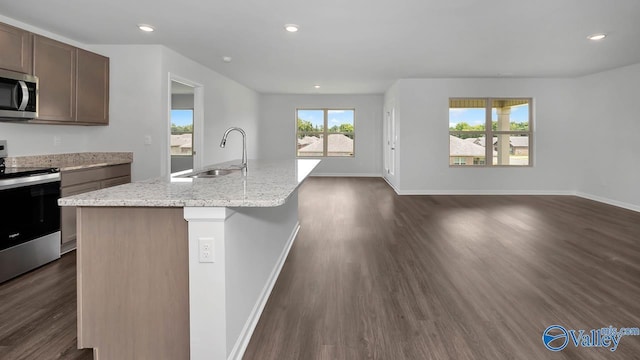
[181,168,242,178]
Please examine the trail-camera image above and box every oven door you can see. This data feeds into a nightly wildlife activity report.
[0,175,60,251]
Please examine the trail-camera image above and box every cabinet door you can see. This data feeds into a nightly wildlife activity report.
[0,22,33,74]
[33,35,76,122]
[101,175,131,188]
[60,164,130,248]
[60,181,101,245]
[77,49,109,124]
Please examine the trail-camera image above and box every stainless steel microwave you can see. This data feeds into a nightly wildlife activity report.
[0,69,38,120]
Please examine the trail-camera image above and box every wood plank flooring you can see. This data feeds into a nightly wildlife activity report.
[244,177,640,360]
[0,252,92,360]
[2,178,640,359]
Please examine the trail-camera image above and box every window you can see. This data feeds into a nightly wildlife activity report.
[449,98,532,166]
[296,109,355,157]
[453,157,467,165]
[171,109,194,156]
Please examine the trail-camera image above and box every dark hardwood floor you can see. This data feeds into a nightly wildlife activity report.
[244,177,640,360]
[2,178,640,359]
[0,252,92,360]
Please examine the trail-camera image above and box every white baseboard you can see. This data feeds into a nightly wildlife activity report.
[575,192,640,213]
[377,178,640,213]
[395,189,574,196]
[382,176,400,194]
[310,173,382,177]
[383,183,640,213]
[227,222,301,360]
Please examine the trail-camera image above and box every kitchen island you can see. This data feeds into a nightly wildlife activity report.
[59,159,320,360]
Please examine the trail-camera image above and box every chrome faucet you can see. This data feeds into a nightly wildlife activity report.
[220,127,247,175]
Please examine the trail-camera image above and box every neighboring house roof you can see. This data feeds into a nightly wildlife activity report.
[463,135,529,148]
[297,136,320,146]
[465,137,486,147]
[299,134,353,153]
[171,134,192,149]
[509,136,528,147]
[450,135,486,157]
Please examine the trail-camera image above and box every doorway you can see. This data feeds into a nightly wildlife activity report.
[170,80,196,173]
[384,107,396,178]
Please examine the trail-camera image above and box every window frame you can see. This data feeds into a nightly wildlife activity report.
[295,108,356,158]
[448,97,533,167]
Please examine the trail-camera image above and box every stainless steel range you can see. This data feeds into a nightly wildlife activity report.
[0,141,61,283]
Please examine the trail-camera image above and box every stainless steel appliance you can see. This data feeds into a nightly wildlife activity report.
[0,144,60,283]
[0,68,38,120]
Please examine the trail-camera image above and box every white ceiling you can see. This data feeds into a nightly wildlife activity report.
[2,0,639,94]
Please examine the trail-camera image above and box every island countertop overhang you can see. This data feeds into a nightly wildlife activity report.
[58,159,320,208]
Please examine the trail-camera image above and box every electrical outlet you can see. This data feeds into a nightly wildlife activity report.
[144,135,152,145]
[199,238,215,263]
[0,140,7,157]
[53,136,61,146]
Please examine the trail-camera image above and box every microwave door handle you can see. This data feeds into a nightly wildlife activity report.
[17,80,29,111]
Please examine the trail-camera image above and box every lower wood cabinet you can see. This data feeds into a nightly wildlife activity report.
[60,164,131,253]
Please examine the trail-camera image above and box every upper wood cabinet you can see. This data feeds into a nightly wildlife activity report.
[31,34,109,125]
[0,21,110,125]
[33,35,77,122]
[76,49,109,124]
[0,22,33,74]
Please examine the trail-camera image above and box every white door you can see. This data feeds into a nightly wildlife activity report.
[384,108,396,178]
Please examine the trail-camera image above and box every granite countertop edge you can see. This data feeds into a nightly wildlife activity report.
[57,198,285,208]
[58,159,318,208]
[5,152,133,171]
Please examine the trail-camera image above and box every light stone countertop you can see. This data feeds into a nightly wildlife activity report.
[58,159,320,208]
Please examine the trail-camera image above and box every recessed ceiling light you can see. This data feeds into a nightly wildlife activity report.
[314,85,321,89]
[222,56,232,63]
[284,24,299,33]
[587,33,606,41]
[138,24,155,32]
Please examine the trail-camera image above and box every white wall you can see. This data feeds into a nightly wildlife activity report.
[83,45,260,180]
[259,94,383,176]
[390,78,578,194]
[172,94,194,109]
[0,15,259,181]
[574,63,640,211]
[80,45,165,181]
[0,15,92,157]
[160,47,260,173]
[3,14,640,209]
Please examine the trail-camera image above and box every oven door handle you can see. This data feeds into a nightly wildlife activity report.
[0,173,60,191]
[17,80,29,111]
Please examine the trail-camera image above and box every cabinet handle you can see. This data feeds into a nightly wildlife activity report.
[17,81,29,111]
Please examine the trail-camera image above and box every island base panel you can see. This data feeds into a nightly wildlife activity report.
[76,207,189,360]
